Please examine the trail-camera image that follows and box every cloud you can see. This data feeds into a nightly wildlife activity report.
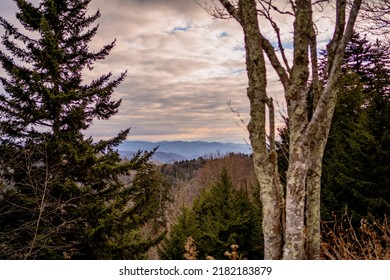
[1,0,338,144]
[78,0,254,143]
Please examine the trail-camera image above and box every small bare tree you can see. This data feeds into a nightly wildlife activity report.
[0,138,82,259]
[201,0,363,259]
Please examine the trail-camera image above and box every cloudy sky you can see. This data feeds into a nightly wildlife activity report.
[0,0,336,144]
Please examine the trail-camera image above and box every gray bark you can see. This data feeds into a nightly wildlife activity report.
[214,0,363,259]
[238,0,284,260]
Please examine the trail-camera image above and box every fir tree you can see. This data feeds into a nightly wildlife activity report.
[276,33,390,221]
[159,169,263,260]
[158,206,197,260]
[0,0,170,259]
[320,33,390,220]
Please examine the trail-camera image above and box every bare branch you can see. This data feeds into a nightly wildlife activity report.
[25,140,49,259]
[199,0,243,23]
[307,0,363,139]
[267,97,276,152]
[257,0,295,16]
[260,35,291,91]
[219,0,239,15]
[227,101,251,148]
[309,12,321,110]
[256,1,292,74]
[197,0,233,20]
[359,0,390,39]
[312,0,331,11]
[289,0,297,13]
[325,0,346,79]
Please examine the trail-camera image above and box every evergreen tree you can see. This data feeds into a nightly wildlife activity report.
[158,206,197,260]
[321,33,390,221]
[159,169,263,260]
[275,33,390,221]
[0,0,170,259]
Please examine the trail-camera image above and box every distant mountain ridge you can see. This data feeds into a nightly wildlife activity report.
[117,140,252,163]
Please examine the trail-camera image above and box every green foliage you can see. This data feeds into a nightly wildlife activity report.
[0,0,170,259]
[275,33,390,222]
[129,160,172,231]
[159,207,197,260]
[159,169,263,260]
[321,33,390,221]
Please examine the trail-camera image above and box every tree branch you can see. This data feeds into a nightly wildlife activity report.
[325,0,346,79]
[309,10,320,110]
[260,34,291,91]
[267,97,276,152]
[307,0,363,138]
[360,0,390,40]
[197,0,233,20]
[256,1,292,74]
[200,0,243,24]
[219,0,240,22]
[257,0,295,16]
[24,141,49,260]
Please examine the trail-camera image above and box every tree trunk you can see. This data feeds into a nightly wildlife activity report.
[305,140,324,259]
[283,135,309,259]
[214,0,363,260]
[282,0,311,259]
[238,0,284,259]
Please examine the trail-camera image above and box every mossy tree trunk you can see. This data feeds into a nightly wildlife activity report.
[213,0,363,259]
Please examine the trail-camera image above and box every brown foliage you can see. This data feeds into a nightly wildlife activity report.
[183,237,198,260]
[195,153,257,192]
[321,212,390,260]
[165,154,256,231]
[224,244,245,260]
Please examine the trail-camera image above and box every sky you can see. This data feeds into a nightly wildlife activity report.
[0,0,336,144]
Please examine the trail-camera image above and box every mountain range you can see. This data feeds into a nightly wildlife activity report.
[117,140,252,163]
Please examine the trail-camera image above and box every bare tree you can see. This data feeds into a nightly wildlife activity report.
[0,138,82,259]
[201,0,363,259]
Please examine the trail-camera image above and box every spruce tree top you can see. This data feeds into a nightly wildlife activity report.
[0,0,125,140]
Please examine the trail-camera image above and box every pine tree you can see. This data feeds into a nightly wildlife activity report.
[0,0,170,259]
[159,169,263,260]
